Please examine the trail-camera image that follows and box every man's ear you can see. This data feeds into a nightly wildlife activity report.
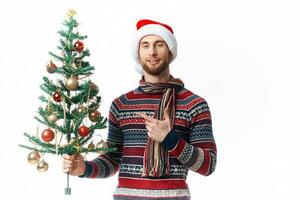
[169,51,173,61]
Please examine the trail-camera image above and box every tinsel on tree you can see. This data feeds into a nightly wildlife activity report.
[19,9,115,195]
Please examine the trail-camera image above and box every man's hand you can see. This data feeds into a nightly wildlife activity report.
[62,153,86,176]
[137,110,171,143]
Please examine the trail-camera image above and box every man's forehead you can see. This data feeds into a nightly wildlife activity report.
[140,35,165,43]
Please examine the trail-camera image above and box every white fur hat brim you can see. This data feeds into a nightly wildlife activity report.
[132,24,177,74]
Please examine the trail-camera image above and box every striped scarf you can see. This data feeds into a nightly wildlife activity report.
[139,75,184,177]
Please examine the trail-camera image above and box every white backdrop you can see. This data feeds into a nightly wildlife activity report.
[0,0,299,199]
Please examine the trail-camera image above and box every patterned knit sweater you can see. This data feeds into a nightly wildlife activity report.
[80,86,217,200]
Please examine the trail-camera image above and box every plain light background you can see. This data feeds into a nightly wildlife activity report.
[0,0,299,199]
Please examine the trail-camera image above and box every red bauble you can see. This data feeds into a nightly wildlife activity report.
[89,110,100,122]
[74,40,84,53]
[41,128,55,142]
[46,60,57,73]
[90,82,99,91]
[53,91,61,102]
[78,125,89,137]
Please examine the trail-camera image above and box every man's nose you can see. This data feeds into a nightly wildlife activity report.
[148,46,157,56]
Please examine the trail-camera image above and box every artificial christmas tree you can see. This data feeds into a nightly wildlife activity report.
[19,9,116,195]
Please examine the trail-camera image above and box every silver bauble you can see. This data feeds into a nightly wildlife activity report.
[37,160,49,172]
[27,151,41,164]
[96,140,108,155]
[47,114,58,123]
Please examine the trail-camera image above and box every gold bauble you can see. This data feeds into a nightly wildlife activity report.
[88,142,95,150]
[72,105,86,116]
[27,151,41,164]
[96,140,108,155]
[37,160,49,172]
[77,105,86,114]
[65,77,79,91]
[47,114,58,123]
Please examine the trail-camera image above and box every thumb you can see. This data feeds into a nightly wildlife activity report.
[75,153,83,162]
[163,109,171,122]
[164,109,172,132]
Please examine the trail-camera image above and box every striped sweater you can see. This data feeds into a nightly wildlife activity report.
[81,86,217,200]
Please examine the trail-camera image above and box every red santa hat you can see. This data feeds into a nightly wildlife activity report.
[132,19,177,74]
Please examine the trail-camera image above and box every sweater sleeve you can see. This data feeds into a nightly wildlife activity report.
[80,100,123,178]
[162,98,217,176]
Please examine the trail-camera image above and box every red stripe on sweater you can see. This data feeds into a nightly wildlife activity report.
[90,161,99,178]
[169,139,186,157]
[193,141,217,153]
[123,146,145,156]
[118,177,188,190]
[115,98,158,110]
[197,149,211,175]
[174,118,190,127]
[176,90,193,100]
[126,91,162,99]
[187,97,205,110]
[192,112,211,123]
[119,118,146,126]
[176,104,189,110]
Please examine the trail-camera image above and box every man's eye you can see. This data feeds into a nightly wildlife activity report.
[157,43,163,47]
[142,45,148,48]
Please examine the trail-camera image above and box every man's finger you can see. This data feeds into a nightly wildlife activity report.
[137,112,156,122]
[163,109,171,122]
[63,168,71,173]
[62,154,71,159]
[63,160,73,165]
[62,154,76,160]
[63,163,73,169]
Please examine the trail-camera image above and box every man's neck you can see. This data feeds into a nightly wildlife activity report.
[143,68,171,83]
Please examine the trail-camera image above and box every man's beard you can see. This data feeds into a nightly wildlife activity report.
[140,59,169,76]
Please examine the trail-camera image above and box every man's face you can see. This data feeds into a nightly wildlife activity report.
[139,35,171,75]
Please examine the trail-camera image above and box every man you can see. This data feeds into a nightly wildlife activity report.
[62,19,217,200]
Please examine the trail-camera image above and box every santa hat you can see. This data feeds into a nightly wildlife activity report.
[132,19,177,74]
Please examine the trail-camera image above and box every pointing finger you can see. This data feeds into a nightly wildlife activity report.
[137,112,156,123]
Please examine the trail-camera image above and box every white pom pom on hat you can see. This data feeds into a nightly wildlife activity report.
[132,19,177,74]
